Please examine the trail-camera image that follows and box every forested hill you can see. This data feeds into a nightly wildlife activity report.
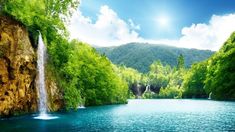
[96,43,214,73]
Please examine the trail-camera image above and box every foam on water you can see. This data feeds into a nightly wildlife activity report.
[34,114,58,120]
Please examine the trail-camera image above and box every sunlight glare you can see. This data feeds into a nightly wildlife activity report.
[157,16,169,27]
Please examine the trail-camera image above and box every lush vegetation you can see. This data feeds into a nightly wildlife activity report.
[1,0,234,112]
[0,0,129,109]
[114,55,185,99]
[61,41,128,107]
[182,61,208,98]
[113,65,147,98]
[117,38,235,101]
[127,36,232,102]
[182,32,235,100]
[96,43,214,73]
[143,54,185,99]
[204,32,235,100]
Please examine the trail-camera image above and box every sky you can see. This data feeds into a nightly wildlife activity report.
[68,0,235,51]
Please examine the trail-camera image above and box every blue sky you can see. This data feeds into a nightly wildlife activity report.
[68,0,235,50]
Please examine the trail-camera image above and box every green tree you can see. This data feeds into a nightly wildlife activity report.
[204,32,235,100]
[177,54,185,70]
[113,65,145,98]
[62,40,128,107]
[158,80,182,99]
[148,60,170,89]
[182,61,207,98]
[1,0,130,109]
[147,60,185,99]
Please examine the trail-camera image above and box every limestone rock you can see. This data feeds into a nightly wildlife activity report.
[35,65,64,112]
[0,16,37,116]
[130,83,146,98]
[0,16,64,117]
[46,74,64,112]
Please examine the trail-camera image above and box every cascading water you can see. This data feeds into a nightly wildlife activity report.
[208,92,212,100]
[37,32,47,115]
[145,85,150,93]
[34,33,57,120]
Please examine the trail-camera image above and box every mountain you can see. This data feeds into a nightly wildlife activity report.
[96,43,215,73]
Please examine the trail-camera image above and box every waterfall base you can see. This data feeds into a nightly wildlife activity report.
[77,104,86,109]
[34,113,58,120]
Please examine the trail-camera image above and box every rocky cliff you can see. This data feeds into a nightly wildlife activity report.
[0,16,63,117]
[130,83,146,98]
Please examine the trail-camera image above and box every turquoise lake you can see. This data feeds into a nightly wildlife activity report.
[1,99,235,132]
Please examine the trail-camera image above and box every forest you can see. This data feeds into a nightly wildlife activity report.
[0,0,234,112]
[0,0,128,110]
[96,43,214,73]
[1,0,235,131]
[116,36,235,100]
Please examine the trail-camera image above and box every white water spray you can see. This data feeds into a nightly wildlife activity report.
[37,32,47,115]
[145,85,150,93]
[208,92,212,100]
[34,33,57,120]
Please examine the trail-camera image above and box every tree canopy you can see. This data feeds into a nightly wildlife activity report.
[204,32,235,100]
[0,0,129,109]
[96,43,214,73]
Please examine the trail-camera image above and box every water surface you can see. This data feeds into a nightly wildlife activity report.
[1,99,235,131]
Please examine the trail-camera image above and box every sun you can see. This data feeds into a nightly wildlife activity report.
[157,16,169,27]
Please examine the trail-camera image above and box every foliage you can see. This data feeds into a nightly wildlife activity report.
[2,0,234,104]
[181,32,235,100]
[62,41,128,107]
[142,32,235,100]
[204,32,235,100]
[113,65,146,98]
[148,61,171,89]
[120,59,185,99]
[1,0,78,43]
[147,59,184,98]
[182,61,207,98]
[114,65,144,85]
[158,81,182,99]
[177,54,185,70]
[96,37,235,100]
[1,0,129,109]
[0,0,78,69]
[96,43,214,73]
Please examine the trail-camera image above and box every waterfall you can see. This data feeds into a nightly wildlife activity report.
[145,85,150,93]
[37,33,47,115]
[208,92,212,100]
[34,33,57,120]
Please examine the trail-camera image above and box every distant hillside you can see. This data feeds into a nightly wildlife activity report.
[96,43,215,73]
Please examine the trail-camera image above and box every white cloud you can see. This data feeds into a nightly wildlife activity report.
[68,5,141,47]
[178,14,235,51]
[128,19,140,30]
[68,5,235,51]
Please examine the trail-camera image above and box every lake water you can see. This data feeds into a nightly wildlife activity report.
[1,99,235,132]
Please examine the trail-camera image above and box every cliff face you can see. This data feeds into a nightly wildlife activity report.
[45,66,64,112]
[0,16,37,116]
[130,83,146,98]
[0,16,63,117]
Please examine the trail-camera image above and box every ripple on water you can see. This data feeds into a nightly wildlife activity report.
[1,99,235,132]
